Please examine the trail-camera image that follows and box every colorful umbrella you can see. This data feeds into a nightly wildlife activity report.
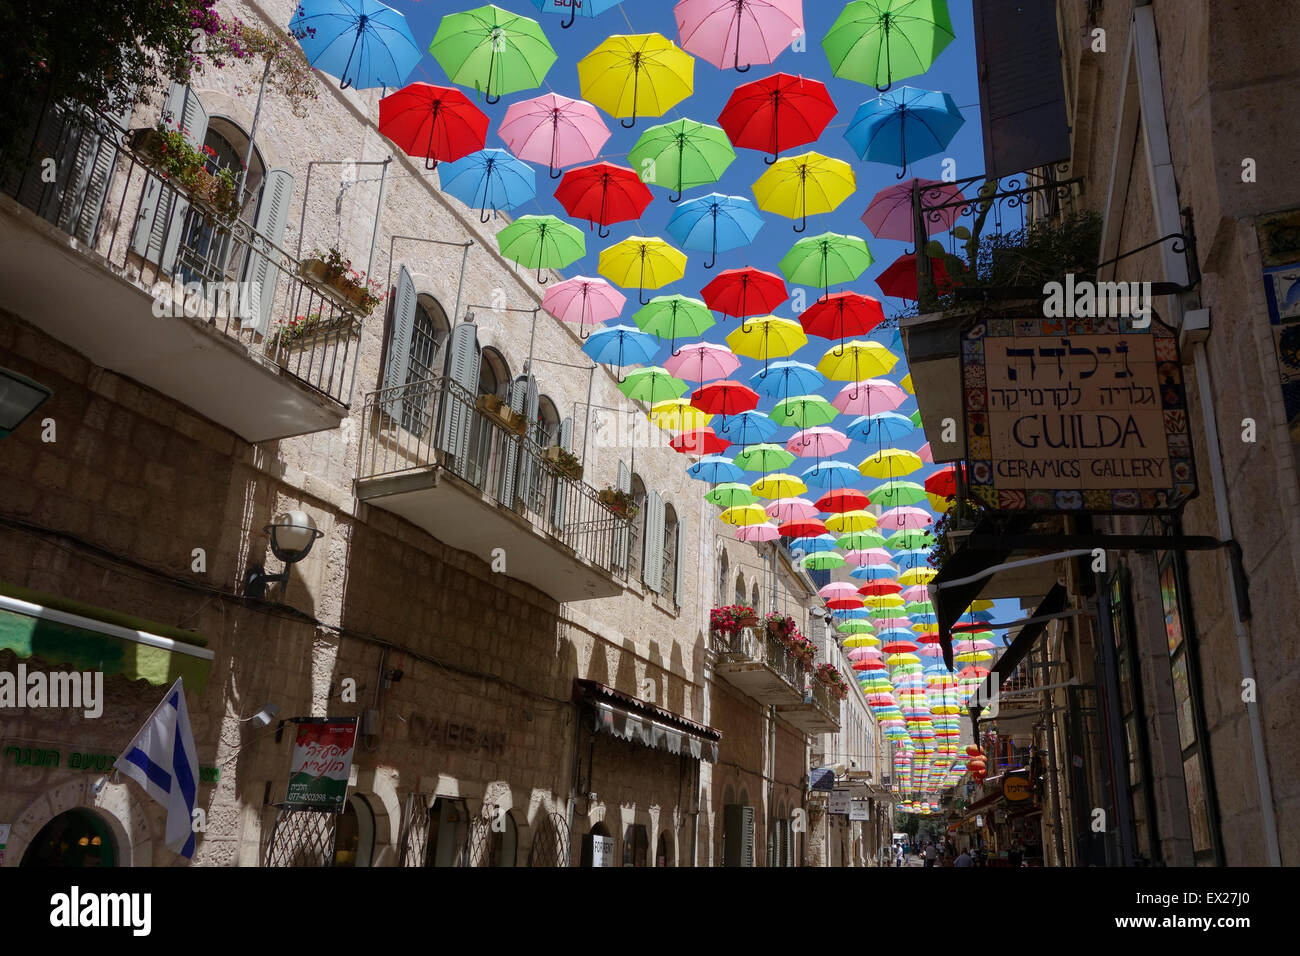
[634,295,715,354]
[771,393,838,428]
[705,481,756,506]
[789,534,836,554]
[544,276,626,338]
[599,237,689,304]
[753,474,808,500]
[440,148,536,222]
[689,458,745,484]
[886,529,935,550]
[736,522,781,542]
[844,87,964,178]
[674,0,804,72]
[779,232,874,299]
[753,151,857,233]
[692,380,760,415]
[799,291,886,346]
[497,214,585,283]
[628,119,736,202]
[733,442,794,472]
[800,460,863,491]
[822,0,956,91]
[768,497,821,523]
[701,267,789,319]
[826,509,877,533]
[619,366,688,404]
[378,83,488,169]
[498,93,611,179]
[875,251,952,301]
[869,480,928,507]
[817,341,899,380]
[430,4,557,104]
[291,0,421,90]
[556,162,653,237]
[832,378,906,415]
[862,177,965,241]
[718,71,838,164]
[750,360,826,401]
[531,0,622,30]
[726,316,807,372]
[671,428,730,455]
[666,194,765,268]
[818,488,870,513]
[578,33,695,128]
[787,426,851,459]
[860,447,923,477]
[716,411,779,446]
[878,506,933,531]
[650,398,714,431]
[846,411,914,444]
[664,342,741,382]
[720,504,770,526]
[582,325,659,376]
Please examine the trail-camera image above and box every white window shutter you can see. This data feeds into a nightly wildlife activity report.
[438,322,481,466]
[643,490,664,593]
[132,83,208,267]
[63,79,138,245]
[673,515,686,607]
[613,460,630,571]
[559,417,573,452]
[244,168,294,332]
[381,264,418,424]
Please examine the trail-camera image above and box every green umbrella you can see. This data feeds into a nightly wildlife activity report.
[886,528,935,550]
[779,232,873,299]
[910,409,922,427]
[905,601,935,615]
[619,366,688,405]
[733,442,795,472]
[801,552,847,571]
[822,0,957,92]
[838,620,876,634]
[867,607,903,620]
[633,295,715,353]
[496,214,585,284]
[869,479,927,506]
[771,394,838,428]
[706,482,758,509]
[627,118,736,202]
[430,4,557,104]
[837,530,887,550]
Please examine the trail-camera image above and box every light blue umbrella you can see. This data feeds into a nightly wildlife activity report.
[850,564,899,581]
[688,456,745,483]
[289,0,422,90]
[790,534,837,554]
[666,193,765,269]
[440,149,536,223]
[846,411,915,444]
[801,460,862,491]
[893,549,933,570]
[876,628,917,643]
[716,410,779,446]
[531,0,622,29]
[834,606,873,619]
[843,87,964,178]
[749,360,826,400]
[581,325,659,381]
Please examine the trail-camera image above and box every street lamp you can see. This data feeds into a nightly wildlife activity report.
[0,367,51,438]
[244,510,323,599]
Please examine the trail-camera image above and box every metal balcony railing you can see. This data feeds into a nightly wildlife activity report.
[358,375,625,576]
[806,680,837,716]
[709,626,805,690]
[1,96,362,406]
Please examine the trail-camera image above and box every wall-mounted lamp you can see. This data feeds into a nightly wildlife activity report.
[244,511,323,599]
[0,366,51,438]
[249,703,280,729]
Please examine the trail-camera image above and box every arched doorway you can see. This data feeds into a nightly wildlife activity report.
[332,794,375,867]
[423,798,469,868]
[656,831,674,867]
[21,809,116,867]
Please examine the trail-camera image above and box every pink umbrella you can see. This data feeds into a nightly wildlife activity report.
[736,521,780,542]
[664,342,741,382]
[543,276,626,337]
[901,585,931,603]
[847,647,881,661]
[874,617,912,630]
[877,506,934,531]
[846,548,894,567]
[917,441,934,463]
[832,379,906,416]
[766,497,819,523]
[819,581,861,601]
[786,426,851,459]
[498,93,612,180]
[674,0,804,73]
[861,178,966,243]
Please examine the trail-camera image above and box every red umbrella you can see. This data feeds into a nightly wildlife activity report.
[692,380,760,415]
[876,252,953,301]
[378,83,489,170]
[799,291,886,343]
[701,267,788,319]
[816,488,870,513]
[924,465,958,498]
[778,518,827,538]
[827,597,865,610]
[859,582,902,596]
[555,162,654,238]
[718,72,837,165]
[670,428,730,455]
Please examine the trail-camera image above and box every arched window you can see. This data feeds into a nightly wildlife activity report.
[537,395,561,447]
[333,794,375,867]
[751,582,760,614]
[717,550,729,607]
[662,503,679,599]
[735,572,746,607]
[622,824,649,867]
[177,117,265,284]
[629,474,647,580]
[412,294,450,383]
[21,809,116,867]
[478,347,511,399]
[656,831,674,867]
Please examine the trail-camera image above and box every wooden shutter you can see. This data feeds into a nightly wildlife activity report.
[60,80,137,245]
[672,514,686,607]
[558,417,573,452]
[242,168,294,332]
[382,265,418,425]
[502,375,529,509]
[439,322,481,465]
[642,490,665,593]
[613,460,630,571]
[132,83,208,267]
[723,805,755,867]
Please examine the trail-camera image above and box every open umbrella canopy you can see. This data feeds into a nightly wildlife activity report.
[800,460,862,491]
[817,488,871,513]
[599,236,689,304]
[752,473,807,499]
[378,83,489,169]
[878,506,933,530]
[688,458,744,484]
[822,0,956,91]
[734,521,780,542]
[726,316,808,367]
[832,378,906,415]
[844,87,964,175]
[666,193,765,268]
[664,342,741,382]
[733,442,794,471]
[771,393,838,428]
[578,33,696,128]
[692,380,760,415]
[430,4,557,103]
[720,504,770,526]
[531,0,623,29]
[633,295,715,352]
[779,232,874,295]
[825,509,877,533]
[886,528,936,550]
[789,534,836,554]
[671,428,730,455]
[496,214,585,282]
[862,177,965,240]
[817,340,899,380]
[718,72,838,164]
[750,360,827,400]
[556,162,654,237]
[716,410,779,445]
[498,92,611,177]
[650,398,714,431]
[581,324,659,367]
[705,480,756,506]
[674,0,805,72]
[291,0,422,90]
[860,447,923,477]
[753,151,857,232]
[846,411,915,444]
[837,529,887,549]
[544,276,626,337]
[767,497,820,523]
[799,291,886,342]
[440,148,536,222]
[876,251,953,300]
[701,267,789,318]
[628,119,737,201]
[787,426,851,459]
[619,366,688,404]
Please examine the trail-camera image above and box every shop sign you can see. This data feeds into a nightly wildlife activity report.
[285,717,357,812]
[849,799,870,821]
[1002,775,1032,802]
[591,835,616,867]
[961,314,1195,512]
[828,789,852,815]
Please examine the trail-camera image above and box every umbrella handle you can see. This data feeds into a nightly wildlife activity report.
[640,287,650,305]
[562,5,576,28]
[548,112,562,179]
[537,263,549,285]
[598,223,612,239]
[764,152,779,165]
[426,157,439,171]
[550,166,563,180]
[481,208,493,224]
[337,14,367,91]
[621,63,641,129]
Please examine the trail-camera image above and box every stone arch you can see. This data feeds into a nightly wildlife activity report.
[6,777,153,867]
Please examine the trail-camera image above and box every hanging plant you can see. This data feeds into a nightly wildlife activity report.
[200,14,321,118]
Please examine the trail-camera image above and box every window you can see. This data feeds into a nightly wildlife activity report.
[537,395,561,448]
[478,347,511,399]
[20,809,116,867]
[629,474,646,581]
[401,293,450,437]
[717,550,729,606]
[735,572,746,607]
[424,798,468,868]
[333,794,375,867]
[656,831,673,867]
[662,504,678,599]
[177,118,264,285]
[622,824,649,867]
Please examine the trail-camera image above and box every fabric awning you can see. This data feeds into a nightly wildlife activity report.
[575,679,720,763]
[0,581,213,693]
[968,583,1067,729]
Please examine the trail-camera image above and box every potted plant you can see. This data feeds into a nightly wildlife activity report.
[128,122,243,224]
[270,310,361,351]
[710,604,758,635]
[544,447,583,481]
[788,634,816,670]
[816,662,848,699]
[300,247,386,315]
[599,486,639,519]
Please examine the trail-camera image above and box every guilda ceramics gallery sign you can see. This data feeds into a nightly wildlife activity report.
[962,314,1196,512]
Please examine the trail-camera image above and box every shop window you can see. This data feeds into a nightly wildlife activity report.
[333,794,375,867]
[21,809,116,867]
[424,798,469,868]
[656,831,673,867]
[622,823,649,867]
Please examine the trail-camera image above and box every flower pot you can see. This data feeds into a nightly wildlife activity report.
[736,614,758,629]
[299,259,372,313]
[128,128,167,164]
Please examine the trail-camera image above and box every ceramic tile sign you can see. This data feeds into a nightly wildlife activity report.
[961,314,1196,512]
[284,717,358,812]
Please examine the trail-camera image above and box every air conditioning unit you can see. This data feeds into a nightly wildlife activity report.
[882,775,891,786]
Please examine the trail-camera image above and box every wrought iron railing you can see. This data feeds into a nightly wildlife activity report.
[806,680,839,718]
[708,626,805,690]
[358,375,625,577]
[0,96,362,406]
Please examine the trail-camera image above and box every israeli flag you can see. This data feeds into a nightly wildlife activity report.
[114,677,200,859]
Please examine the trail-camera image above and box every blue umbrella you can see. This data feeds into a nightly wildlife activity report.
[801,460,862,491]
[846,411,915,444]
[850,564,899,581]
[666,193,765,269]
[844,87,964,179]
[440,149,536,223]
[876,628,916,643]
[716,410,779,446]
[582,325,658,381]
[834,606,873,618]
[749,360,826,401]
[531,0,622,29]
[687,456,745,483]
[289,0,422,90]
[893,549,933,570]
[790,535,837,554]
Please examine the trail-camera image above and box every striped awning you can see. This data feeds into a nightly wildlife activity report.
[575,679,720,763]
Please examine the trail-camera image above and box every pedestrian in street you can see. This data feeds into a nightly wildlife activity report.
[894,843,904,868]
[924,842,939,867]
[954,849,973,867]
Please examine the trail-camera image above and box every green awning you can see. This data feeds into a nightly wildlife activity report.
[0,581,213,693]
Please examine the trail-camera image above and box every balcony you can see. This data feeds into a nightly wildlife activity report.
[708,626,805,707]
[0,99,361,442]
[776,679,841,735]
[356,376,625,602]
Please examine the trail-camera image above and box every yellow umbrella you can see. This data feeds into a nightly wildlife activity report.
[649,398,711,431]
[817,340,898,380]
[898,567,937,587]
[577,33,694,128]
[863,594,904,609]
[720,504,769,526]
[825,509,877,533]
[859,448,923,478]
[900,373,914,394]
[750,473,807,499]
[887,653,921,666]
[955,650,994,663]
[599,236,688,305]
[725,316,807,368]
[842,634,879,647]
[926,492,956,512]
[965,599,995,612]
[752,151,856,233]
